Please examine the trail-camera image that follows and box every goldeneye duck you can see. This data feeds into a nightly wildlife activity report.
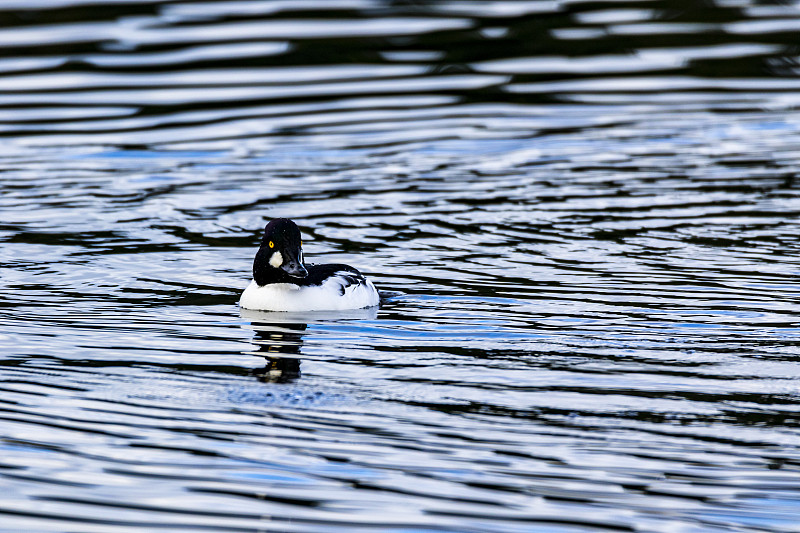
[239,218,380,312]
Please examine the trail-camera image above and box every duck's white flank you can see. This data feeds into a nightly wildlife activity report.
[239,274,380,312]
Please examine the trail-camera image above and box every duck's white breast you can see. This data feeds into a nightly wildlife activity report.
[239,277,379,312]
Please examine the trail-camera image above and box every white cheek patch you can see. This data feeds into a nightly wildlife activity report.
[269,251,283,268]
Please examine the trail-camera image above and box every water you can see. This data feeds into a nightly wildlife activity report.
[2,0,800,531]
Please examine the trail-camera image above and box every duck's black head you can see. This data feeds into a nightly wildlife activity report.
[253,218,308,285]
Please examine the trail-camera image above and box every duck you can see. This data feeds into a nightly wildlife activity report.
[239,218,380,312]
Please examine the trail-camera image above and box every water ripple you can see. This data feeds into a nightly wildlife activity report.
[2,0,800,532]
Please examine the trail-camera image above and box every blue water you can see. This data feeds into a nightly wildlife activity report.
[2,1,800,532]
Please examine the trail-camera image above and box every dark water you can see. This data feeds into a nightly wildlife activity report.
[3,1,800,531]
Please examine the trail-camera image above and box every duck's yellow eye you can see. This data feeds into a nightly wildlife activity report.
[268,241,274,249]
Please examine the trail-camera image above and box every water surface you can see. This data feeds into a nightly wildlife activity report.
[2,1,800,531]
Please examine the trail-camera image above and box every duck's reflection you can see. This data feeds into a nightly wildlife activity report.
[251,326,304,382]
[240,307,378,383]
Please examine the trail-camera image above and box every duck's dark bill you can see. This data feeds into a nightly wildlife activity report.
[281,260,308,278]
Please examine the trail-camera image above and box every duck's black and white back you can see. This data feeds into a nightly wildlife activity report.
[239,218,380,312]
